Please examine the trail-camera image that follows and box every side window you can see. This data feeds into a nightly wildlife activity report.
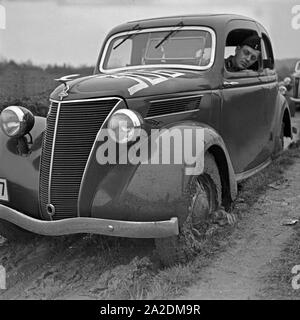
[224,29,261,73]
[261,33,274,70]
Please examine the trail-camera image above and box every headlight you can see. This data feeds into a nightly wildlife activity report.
[107,109,143,144]
[0,106,35,138]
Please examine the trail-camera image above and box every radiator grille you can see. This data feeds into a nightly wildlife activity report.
[39,98,120,220]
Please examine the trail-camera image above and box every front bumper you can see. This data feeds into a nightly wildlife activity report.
[0,204,179,238]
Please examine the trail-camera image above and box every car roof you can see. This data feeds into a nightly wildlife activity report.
[107,14,256,35]
[130,14,252,24]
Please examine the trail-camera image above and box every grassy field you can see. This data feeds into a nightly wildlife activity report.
[0,58,299,116]
[0,61,93,116]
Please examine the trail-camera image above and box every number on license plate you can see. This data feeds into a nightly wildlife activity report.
[0,179,8,201]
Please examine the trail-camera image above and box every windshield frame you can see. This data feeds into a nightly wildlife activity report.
[99,26,216,73]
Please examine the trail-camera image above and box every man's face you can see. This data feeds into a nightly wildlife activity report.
[234,45,260,70]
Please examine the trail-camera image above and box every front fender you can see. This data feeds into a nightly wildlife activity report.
[0,116,46,218]
[85,122,237,222]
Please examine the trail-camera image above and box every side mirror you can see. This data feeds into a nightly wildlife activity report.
[263,59,273,69]
[295,61,300,72]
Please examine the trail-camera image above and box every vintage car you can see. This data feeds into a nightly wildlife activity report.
[291,60,300,109]
[0,14,292,265]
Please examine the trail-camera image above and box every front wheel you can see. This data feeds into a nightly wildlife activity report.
[155,153,222,267]
[273,120,285,157]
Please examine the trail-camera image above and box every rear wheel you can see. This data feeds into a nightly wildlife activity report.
[0,219,36,242]
[286,96,296,117]
[155,153,222,267]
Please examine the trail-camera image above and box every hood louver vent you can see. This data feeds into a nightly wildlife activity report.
[146,95,202,118]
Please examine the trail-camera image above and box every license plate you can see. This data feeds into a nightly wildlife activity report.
[0,179,8,201]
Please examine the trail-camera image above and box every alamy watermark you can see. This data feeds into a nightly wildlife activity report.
[291,265,300,290]
[0,264,6,290]
[291,5,300,30]
[0,4,6,30]
[96,127,205,175]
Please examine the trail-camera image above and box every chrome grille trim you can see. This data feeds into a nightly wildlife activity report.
[148,94,203,104]
[39,101,58,221]
[48,101,61,220]
[40,97,123,220]
[145,109,199,120]
[49,97,124,104]
[77,99,123,216]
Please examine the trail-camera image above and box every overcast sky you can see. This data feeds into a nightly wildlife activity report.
[0,0,299,66]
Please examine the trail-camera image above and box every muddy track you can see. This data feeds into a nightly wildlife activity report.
[0,234,156,299]
[179,153,300,300]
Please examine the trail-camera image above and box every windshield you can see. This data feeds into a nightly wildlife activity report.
[100,27,215,72]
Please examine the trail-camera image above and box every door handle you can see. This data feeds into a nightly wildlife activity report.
[223,81,239,87]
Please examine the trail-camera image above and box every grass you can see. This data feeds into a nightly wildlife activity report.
[0,61,93,116]
[256,228,300,300]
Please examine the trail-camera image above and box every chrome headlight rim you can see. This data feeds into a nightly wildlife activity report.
[0,106,35,138]
[107,109,143,144]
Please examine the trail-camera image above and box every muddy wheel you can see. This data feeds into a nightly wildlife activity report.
[273,121,285,157]
[155,153,221,267]
[0,219,36,242]
[290,101,296,117]
[279,121,285,150]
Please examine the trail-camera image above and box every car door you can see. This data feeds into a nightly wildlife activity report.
[221,21,267,174]
[257,32,278,156]
[293,61,300,101]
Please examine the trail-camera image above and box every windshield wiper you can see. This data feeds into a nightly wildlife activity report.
[154,21,184,49]
[113,24,141,50]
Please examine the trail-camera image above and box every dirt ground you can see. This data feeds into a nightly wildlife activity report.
[0,115,300,300]
[180,155,300,299]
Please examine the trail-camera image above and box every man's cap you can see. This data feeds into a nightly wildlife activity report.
[241,35,261,51]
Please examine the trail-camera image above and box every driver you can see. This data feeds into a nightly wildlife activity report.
[225,35,261,72]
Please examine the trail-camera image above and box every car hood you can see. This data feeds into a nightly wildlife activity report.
[50,68,213,101]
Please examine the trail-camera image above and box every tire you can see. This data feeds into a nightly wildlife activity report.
[286,96,296,117]
[273,120,285,157]
[0,219,36,242]
[155,153,221,267]
[290,101,296,117]
[279,121,285,150]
